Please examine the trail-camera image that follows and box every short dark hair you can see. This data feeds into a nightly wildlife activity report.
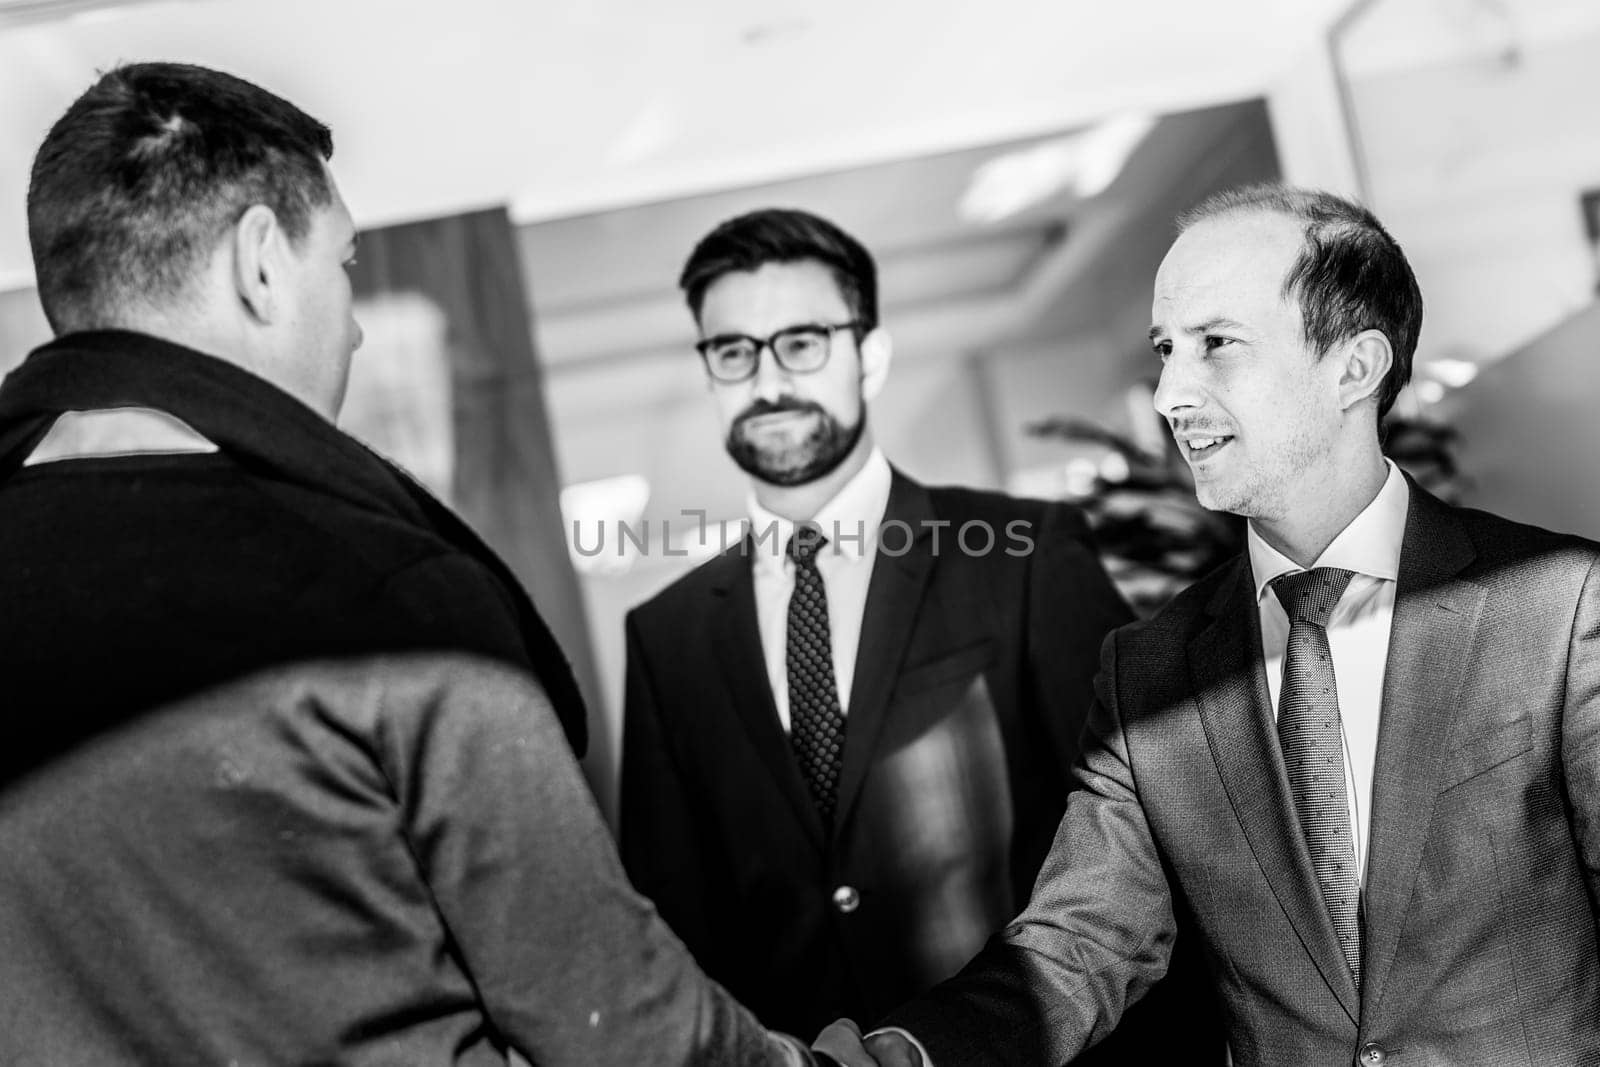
[679,208,879,332]
[27,62,334,333]
[1177,184,1423,418]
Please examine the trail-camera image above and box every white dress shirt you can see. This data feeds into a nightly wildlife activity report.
[747,447,892,733]
[1248,459,1409,887]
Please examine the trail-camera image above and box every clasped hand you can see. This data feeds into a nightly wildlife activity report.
[812,1019,923,1066]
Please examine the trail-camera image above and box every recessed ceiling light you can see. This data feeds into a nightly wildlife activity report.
[959,113,1156,224]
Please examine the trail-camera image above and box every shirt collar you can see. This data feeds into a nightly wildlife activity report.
[1249,459,1409,604]
[747,446,892,575]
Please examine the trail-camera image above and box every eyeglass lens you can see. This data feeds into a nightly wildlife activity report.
[704,325,835,380]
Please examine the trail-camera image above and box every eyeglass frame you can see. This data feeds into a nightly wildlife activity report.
[694,320,866,384]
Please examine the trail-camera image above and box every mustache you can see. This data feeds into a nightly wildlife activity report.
[1167,419,1232,436]
[733,398,827,426]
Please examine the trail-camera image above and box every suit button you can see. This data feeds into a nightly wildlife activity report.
[1358,1043,1385,1066]
[831,885,860,913]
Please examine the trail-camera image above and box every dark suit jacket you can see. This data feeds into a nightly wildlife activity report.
[622,471,1225,1057]
[887,481,1600,1066]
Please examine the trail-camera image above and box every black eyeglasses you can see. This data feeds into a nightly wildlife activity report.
[694,321,863,383]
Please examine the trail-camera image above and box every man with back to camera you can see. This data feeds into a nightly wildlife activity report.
[0,61,841,1066]
[815,185,1600,1066]
[3,60,586,753]
[619,207,1225,1061]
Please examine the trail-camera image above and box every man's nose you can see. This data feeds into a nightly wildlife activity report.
[1152,353,1199,419]
[749,344,793,402]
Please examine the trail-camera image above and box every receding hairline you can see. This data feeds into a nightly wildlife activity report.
[1164,205,1334,316]
[1173,191,1385,279]
[1159,207,1306,282]
[1176,202,1311,242]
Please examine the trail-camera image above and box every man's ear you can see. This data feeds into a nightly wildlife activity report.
[1336,329,1393,412]
[859,326,893,402]
[231,204,284,323]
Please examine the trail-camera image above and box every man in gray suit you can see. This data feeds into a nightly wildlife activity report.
[817,185,1600,1065]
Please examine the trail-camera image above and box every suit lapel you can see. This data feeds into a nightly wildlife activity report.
[1193,558,1361,1022]
[1359,483,1483,1021]
[707,545,827,849]
[832,472,937,831]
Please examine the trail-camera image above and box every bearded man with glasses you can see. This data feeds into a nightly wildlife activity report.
[619,208,1224,1060]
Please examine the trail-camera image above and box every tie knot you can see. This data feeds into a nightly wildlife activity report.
[787,525,828,565]
[1271,567,1355,627]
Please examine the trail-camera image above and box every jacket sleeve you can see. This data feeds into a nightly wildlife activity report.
[617,609,722,966]
[1563,552,1600,908]
[379,656,797,1065]
[879,632,1177,1064]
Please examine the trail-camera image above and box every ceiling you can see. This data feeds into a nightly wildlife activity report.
[521,100,1275,380]
[0,0,1353,290]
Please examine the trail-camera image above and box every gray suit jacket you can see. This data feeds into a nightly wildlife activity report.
[0,655,806,1066]
[886,482,1600,1065]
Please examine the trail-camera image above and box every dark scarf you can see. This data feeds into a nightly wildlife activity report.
[0,329,587,754]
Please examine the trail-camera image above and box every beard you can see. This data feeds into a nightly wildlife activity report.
[725,397,865,487]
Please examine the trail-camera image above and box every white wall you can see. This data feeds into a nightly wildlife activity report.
[0,288,49,372]
[1450,301,1600,538]
[1346,19,1600,369]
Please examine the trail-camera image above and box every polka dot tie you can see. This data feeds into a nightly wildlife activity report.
[787,526,845,826]
[1271,566,1362,983]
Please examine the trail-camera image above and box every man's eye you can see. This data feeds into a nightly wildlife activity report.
[712,342,755,363]
[783,334,824,354]
[1152,341,1172,360]
[1204,335,1235,351]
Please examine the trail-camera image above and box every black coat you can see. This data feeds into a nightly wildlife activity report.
[0,329,586,777]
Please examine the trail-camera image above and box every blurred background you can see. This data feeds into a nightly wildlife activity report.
[3,0,1597,820]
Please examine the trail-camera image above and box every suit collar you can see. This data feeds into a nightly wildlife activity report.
[707,547,828,847]
[1360,477,1483,1021]
[745,446,892,575]
[1245,459,1409,602]
[0,330,418,522]
[832,470,938,830]
[706,470,939,845]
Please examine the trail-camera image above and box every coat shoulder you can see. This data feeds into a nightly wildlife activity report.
[1448,500,1600,571]
[1116,555,1242,650]
[625,542,746,635]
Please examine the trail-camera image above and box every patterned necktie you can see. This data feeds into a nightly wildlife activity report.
[1271,566,1362,982]
[787,526,846,825]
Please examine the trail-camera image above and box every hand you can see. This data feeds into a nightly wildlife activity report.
[813,1019,924,1067]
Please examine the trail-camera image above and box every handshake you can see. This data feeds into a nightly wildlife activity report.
[807,1020,925,1067]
